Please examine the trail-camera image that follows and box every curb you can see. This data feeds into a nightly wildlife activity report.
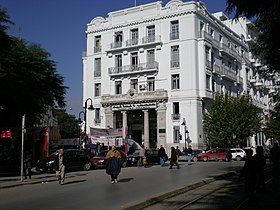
[121,171,238,210]
[0,178,57,189]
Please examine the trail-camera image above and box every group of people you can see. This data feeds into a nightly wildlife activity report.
[240,143,280,198]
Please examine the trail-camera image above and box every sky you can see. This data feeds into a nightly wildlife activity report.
[0,0,229,118]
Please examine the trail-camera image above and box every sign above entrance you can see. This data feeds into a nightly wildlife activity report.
[112,102,156,111]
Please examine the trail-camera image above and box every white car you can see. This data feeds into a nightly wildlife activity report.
[230,148,246,161]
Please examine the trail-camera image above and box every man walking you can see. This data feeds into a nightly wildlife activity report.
[54,149,66,185]
[169,147,180,169]
[158,145,166,167]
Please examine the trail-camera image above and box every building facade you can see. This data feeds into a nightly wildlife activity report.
[82,0,275,150]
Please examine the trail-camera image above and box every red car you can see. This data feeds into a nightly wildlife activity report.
[197,148,232,162]
[90,150,127,169]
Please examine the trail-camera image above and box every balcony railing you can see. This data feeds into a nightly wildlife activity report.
[172,113,180,120]
[108,61,159,76]
[94,46,101,53]
[107,35,162,51]
[171,60,180,68]
[170,32,179,40]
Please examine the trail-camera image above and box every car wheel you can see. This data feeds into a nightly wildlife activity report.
[203,156,208,162]
[83,162,91,171]
[236,156,242,161]
[193,157,198,162]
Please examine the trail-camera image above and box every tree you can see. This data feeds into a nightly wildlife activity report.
[263,115,280,142]
[53,109,80,139]
[203,93,262,147]
[0,8,67,128]
[226,0,280,73]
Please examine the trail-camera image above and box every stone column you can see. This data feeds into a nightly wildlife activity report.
[156,102,167,148]
[143,110,150,148]
[104,106,113,129]
[121,111,127,139]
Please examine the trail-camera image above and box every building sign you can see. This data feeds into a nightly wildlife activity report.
[90,127,123,146]
[112,102,156,111]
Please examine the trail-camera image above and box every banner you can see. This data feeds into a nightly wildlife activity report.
[0,129,12,138]
[90,127,123,146]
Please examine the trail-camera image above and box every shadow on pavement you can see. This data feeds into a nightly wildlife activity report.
[63,180,86,185]
[118,178,134,183]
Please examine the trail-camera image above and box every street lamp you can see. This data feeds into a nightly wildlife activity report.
[181,118,189,150]
[83,98,94,137]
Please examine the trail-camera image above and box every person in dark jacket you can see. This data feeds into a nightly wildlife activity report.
[169,147,180,169]
[106,146,121,184]
[270,142,280,179]
[253,146,266,191]
[54,149,67,185]
[158,145,166,167]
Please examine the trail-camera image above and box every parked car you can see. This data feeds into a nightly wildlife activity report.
[127,148,161,166]
[230,148,246,161]
[36,149,92,173]
[197,148,232,162]
[178,149,203,162]
[90,149,127,169]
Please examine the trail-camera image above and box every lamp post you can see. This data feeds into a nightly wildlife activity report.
[181,118,189,150]
[78,111,85,146]
[83,98,94,148]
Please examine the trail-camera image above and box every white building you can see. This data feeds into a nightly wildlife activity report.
[82,0,275,150]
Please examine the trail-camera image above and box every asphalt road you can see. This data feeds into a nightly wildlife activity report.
[0,161,244,210]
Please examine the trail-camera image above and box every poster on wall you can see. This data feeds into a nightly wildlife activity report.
[90,127,123,146]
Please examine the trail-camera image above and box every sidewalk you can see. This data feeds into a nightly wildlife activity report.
[0,168,57,189]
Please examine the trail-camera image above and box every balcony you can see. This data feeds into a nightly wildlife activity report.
[108,61,159,77]
[94,46,102,53]
[171,60,180,68]
[219,43,239,59]
[172,113,181,121]
[107,35,162,52]
[170,32,179,40]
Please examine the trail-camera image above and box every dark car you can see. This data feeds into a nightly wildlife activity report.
[197,148,232,162]
[178,149,203,162]
[90,150,127,169]
[36,149,92,173]
[127,148,161,166]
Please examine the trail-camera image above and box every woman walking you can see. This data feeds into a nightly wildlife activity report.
[106,146,122,184]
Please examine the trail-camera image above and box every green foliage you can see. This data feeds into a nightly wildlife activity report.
[203,93,262,147]
[53,109,80,138]
[263,114,280,141]
[0,8,67,127]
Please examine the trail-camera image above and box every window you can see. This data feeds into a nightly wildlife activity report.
[172,102,180,120]
[171,45,180,68]
[115,81,122,94]
[170,20,179,40]
[130,29,138,45]
[199,22,204,38]
[94,83,101,97]
[206,75,211,90]
[94,58,101,77]
[173,126,180,143]
[112,31,123,48]
[115,54,122,73]
[94,35,101,53]
[131,52,138,67]
[147,25,155,42]
[130,79,138,91]
[147,77,155,91]
[171,74,180,90]
[95,108,101,124]
[147,49,155,68]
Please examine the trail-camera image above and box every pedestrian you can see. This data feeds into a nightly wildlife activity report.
[253,146,266,192]
[270,142,280,179]
[23,150,32,179]
[186,145,193,165]
[240,149,256,199]
[169,147,180,169]
[106,146,122,184]
[158,145,166,167]
[54,149,67,185]
[175,146,182,157]
[137,145,146,167]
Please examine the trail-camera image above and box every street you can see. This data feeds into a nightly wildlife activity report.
[0,161,244,210]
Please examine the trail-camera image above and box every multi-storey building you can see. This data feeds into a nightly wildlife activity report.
[82,0,275,150]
